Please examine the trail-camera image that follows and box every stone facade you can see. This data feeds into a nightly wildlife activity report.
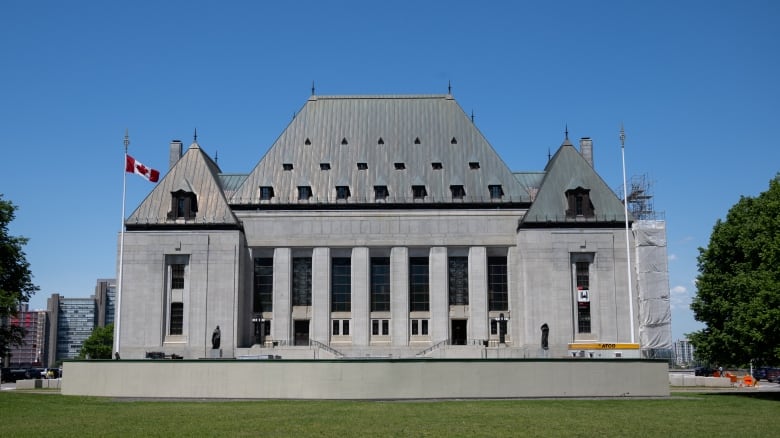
[115,94,670,360]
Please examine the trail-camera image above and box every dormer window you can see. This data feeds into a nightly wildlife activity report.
[336,186,351,200]
[469,162,480,169]
[450,185,465,199]
[488,185,504,199]
[320,163,331,170]
[259,186,274,200]
[357,162,368,170]
[431,162,443,170]
[283,163,293,171]
[394,162,406,170]
[374,185,389,200]
[565,187,594,218]
[169,190,197,219]
[298,186,312,200]
[412,185,427,199]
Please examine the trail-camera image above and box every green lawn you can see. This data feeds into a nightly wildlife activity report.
[1,391,778,437]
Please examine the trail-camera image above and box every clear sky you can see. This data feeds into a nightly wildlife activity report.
[2,1,778,341]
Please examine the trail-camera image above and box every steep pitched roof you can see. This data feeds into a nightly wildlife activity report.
[520,140,630,226]
[126,142,239,228]
[231,95,527,206]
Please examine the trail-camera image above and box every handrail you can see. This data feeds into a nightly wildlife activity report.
[310,340,344,358]
[416,340,448,357]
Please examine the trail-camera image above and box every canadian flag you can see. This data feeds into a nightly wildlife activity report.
[125,154,160,182]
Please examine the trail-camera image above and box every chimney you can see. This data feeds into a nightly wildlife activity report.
[579,137,593,167]
[169,139,183,170]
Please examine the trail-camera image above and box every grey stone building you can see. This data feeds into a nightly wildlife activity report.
[116,93,671,360]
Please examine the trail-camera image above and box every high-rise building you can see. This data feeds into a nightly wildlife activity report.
[95,278,116,327]
[673,339,695,366]
[6,305,48,367]
[47,294,96,365]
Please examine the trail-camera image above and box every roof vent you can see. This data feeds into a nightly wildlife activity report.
[378,137,384,145]
[341,137,348,145]
[451,137,458,144]
[305,138,311,146]
[414,137,421,144]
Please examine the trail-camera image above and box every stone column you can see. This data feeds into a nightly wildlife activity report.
[507,246,520,345]
[351,247,370,346]
[468,246,488,343]
[311,247,331,344]
[390,247,409,346]
[429,247,448,344]
[272,248,291,344]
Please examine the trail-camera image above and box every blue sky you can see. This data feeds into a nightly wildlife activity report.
[2,1,778,341]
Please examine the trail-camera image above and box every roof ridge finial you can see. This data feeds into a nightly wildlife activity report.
[565,124,569,140]
[448,80,452,95]
[311,81,315,96]
[214,150,218,164]
[471,109,475,124]
[193,128,198,143]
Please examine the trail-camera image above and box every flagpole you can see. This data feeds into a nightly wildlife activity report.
[114,130,129,355]
[620,125,636,345]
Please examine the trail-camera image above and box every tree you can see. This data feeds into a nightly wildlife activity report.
[689,175,780,367]
[0,195,39,360]
[78,324,113,359]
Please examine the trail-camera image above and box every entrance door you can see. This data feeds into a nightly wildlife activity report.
[294,320,310,346]
[451,319,467,345]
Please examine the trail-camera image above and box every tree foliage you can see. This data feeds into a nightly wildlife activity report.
[690,175,780,367]
[0,195,39,359]
[78,324,114,359]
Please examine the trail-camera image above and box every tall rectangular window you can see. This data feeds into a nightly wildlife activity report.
[169,302,183,335]
[331,257,351,312]
[292,257,312,306]
[487,256,508,311]
[166,255,189,337]
[253,258,273,313]
[171,264,185,289]
[370,257,391,311]
[448,256,469,305]
[576,261,591,333]
[409,257,429,311]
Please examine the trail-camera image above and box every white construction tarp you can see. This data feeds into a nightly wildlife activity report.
[634,220,673,350]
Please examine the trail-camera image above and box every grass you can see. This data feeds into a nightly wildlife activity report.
[1,391,778,437]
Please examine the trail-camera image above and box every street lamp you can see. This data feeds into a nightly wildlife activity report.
[252,314,262,345]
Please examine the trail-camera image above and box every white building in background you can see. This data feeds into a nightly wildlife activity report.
[673,339,695,366]
[116,93,672,360]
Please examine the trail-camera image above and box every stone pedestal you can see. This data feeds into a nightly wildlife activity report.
[209,349,222,359]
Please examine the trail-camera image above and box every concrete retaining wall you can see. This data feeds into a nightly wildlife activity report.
[668,374,738,387]
[63,359,668,399]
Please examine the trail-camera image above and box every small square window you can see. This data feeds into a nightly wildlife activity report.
[336,186,351,200]
[394,162,405,170]
[298,186,312,200]
[489,185,504,199]
[450,185,465,199]
[320,163,331,170]
[431,162,443,170]
[357,162,368,170]
[469,162,480,169]
[412,185,427,199]
[259,186,274,200]
[283,163,293,171]
[374,185,389,200]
